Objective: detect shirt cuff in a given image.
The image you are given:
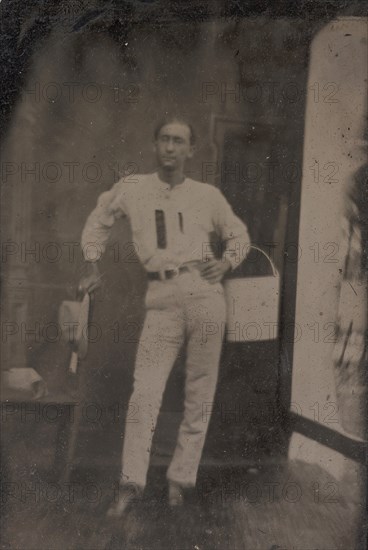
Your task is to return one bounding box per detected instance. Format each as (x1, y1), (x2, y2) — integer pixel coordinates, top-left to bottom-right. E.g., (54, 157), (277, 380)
(221, 251), (240, 271)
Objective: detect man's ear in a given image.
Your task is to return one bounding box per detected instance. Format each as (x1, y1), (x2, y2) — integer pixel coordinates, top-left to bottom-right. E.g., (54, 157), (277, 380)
(187, 145), (195, 159)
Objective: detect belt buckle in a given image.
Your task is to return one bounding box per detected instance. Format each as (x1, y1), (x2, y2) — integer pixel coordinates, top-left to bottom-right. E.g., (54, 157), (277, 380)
(165, 265), (180, 280)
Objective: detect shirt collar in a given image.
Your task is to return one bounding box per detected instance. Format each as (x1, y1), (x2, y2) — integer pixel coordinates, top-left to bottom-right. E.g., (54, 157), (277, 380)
(154, 172), (187, 191)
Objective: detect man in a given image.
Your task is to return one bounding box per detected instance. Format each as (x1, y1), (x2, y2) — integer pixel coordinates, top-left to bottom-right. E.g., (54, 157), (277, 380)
(332, 164), (367, 437)
(80, 116), (250, 516)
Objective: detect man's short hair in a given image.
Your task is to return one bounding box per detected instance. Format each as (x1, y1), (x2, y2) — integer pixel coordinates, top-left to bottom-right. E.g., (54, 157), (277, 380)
(154, 115), (196, 145)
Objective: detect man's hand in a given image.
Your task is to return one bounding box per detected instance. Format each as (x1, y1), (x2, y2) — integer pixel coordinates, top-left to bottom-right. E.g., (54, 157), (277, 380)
(78, 262), (102, 295)
(199, 258), (231, 284)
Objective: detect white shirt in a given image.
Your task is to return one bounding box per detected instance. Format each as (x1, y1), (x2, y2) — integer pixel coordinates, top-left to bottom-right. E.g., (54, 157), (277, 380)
(81, 172), (250, 272)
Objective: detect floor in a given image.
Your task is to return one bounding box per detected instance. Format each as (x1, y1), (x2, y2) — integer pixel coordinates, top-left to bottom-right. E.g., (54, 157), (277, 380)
(1, 460), (365, 550)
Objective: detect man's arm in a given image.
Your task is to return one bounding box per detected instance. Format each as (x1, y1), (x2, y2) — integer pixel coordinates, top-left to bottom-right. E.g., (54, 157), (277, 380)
(213, 187), (250, 268)
(79, 181), (126, 292)
(200, 187), (251, 284)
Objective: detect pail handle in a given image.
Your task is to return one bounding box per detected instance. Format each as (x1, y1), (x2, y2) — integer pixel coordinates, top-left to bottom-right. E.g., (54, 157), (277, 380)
(247, 245), (278, 277)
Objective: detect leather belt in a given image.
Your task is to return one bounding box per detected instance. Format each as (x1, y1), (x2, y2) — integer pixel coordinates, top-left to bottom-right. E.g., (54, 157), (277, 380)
(147, 266), (190, 281)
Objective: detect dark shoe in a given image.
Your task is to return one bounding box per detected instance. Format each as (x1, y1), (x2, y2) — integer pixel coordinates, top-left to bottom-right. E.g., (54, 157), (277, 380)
(168, 481), (184, 507)
(106, 483), (143, 518)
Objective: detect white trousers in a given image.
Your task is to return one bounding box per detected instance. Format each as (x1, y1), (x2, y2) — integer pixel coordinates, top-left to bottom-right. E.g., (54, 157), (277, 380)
(120, 270), (226, 488)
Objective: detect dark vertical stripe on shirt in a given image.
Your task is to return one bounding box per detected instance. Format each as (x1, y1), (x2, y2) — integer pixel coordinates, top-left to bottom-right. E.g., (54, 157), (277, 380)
(178, 212), (183, 233)
(155, 209), (167, 248)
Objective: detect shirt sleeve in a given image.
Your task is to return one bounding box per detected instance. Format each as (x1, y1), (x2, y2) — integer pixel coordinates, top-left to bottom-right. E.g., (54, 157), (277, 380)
(81, 180), (127, 262)
(211, 188), (251, 270)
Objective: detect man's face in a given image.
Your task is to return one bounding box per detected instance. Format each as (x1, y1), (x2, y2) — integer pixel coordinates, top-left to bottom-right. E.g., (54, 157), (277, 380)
(154, 122), (194, 172)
